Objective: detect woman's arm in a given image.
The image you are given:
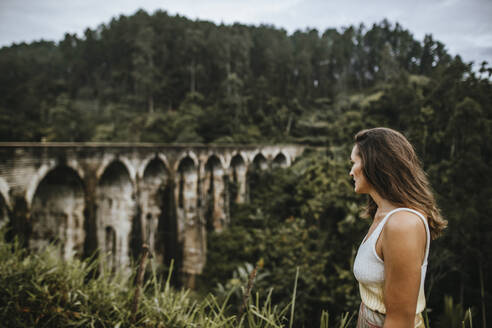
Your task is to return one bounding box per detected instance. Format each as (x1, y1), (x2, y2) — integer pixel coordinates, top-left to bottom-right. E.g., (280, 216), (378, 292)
(380, 211), (427, 328)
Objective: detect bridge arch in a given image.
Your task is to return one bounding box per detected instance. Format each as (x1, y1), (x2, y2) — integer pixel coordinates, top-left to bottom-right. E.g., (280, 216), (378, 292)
(30, 165), (86, 259)
(174, 151), (199, 173)
(205, 152), (227, 170)
(96, 159), (137, 269)
(96, 155), (136, 187)
(205, 154), (223, 169)
(229, 153), (247, 203)
(0, 142), (306, 281)
(251, 152), (268, 170)
(142, 157), (170, 183)
(228, 152), (246, 169)
(138, 153), (171, 180)
(272, 152), (289, 168)
(177, 156), (197, 172)
(176, 156), (197, 212)
(26, 161), (85, 208)
(246, 152), (268, 203)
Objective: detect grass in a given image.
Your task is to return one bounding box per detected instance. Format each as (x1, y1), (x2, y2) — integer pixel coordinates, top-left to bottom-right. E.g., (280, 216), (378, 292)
(1, 232), (473, 328)
(0, 233), (354, 328)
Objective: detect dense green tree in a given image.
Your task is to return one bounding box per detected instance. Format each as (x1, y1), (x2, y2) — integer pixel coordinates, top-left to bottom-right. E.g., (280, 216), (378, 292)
(132, 16), (158, 113)
(1, 10), (491, 327)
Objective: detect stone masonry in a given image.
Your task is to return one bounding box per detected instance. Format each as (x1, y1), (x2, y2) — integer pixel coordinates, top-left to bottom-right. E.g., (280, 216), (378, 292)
(0, 142), (304, 287)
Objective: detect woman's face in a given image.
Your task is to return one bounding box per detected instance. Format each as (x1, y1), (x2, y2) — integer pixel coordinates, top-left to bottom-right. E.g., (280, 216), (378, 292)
(350, 145), (371, 194)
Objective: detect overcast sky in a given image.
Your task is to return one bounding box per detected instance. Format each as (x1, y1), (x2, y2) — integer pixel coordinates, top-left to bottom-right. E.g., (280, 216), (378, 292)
(1, 0), (491, 69)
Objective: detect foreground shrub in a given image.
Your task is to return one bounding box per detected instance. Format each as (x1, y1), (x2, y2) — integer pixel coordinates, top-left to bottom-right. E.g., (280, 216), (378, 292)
(0, 232), (355, 328)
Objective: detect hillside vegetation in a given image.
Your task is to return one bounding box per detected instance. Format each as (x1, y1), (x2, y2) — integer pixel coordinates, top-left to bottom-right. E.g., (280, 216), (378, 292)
(0, 229), (357, 327)
(0, 8), (491, 328)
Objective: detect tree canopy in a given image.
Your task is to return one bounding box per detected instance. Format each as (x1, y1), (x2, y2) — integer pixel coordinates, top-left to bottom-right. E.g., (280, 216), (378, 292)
(2, 11), (490, 144)
(1, 9), (491, 328)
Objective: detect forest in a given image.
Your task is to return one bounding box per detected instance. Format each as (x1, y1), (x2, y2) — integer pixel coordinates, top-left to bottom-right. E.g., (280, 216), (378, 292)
(0, 8), (491, 328)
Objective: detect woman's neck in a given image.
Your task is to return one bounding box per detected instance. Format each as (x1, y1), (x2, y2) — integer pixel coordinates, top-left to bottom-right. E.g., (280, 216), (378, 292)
(370, 190), (398, 220)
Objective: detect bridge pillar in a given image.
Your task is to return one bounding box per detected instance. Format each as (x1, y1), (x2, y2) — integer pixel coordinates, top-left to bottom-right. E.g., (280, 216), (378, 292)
(0, 142), (305, 287)
(176, 157), (205, 289)
(0, 196), (8, 230)
(29, 166), (85, 260)
(95, 161), (136, 270)
(139, 158), (169, 262)
(204, 156), (227, 232)
(234, 165), (247, 204)
(9, 192), (30, 246)
(230, 154), (247, 204)
(83, 170), (99, 259)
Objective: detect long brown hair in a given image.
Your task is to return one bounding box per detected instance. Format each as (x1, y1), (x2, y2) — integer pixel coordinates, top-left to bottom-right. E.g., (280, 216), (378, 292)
(354, 127), (447, 239)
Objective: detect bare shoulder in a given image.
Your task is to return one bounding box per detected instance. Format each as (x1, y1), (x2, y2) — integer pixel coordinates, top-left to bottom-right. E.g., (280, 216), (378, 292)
(383, 211), (426, 247)
(382, 210), (427, 262)
(384, 210), (426, 236)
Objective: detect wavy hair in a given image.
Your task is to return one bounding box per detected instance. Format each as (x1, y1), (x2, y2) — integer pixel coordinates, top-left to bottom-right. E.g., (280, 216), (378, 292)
(354, 127), (447, 239)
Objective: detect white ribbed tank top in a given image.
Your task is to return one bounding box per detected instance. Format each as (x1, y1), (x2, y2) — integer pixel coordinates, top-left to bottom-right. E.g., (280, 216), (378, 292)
(353, 207), (430, 314)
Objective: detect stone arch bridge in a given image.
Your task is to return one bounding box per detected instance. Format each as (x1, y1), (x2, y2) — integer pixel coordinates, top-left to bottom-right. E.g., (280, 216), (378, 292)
(0, 142), (304, 286)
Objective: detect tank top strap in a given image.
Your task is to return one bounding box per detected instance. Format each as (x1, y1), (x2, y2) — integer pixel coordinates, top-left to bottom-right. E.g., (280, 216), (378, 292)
(377, 207), (431, 264)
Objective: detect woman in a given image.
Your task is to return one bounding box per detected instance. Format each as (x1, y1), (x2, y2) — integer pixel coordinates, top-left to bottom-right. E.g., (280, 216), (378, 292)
(350, 128), (447, 328)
